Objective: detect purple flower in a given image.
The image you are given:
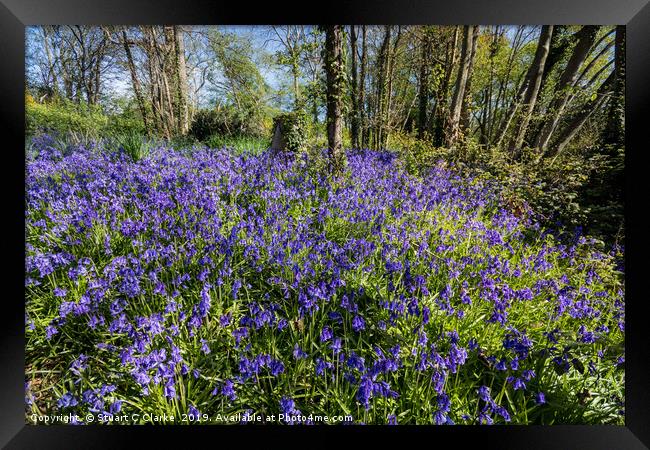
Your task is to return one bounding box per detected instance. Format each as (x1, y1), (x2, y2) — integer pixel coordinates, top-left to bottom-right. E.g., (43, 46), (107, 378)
(57, 393), (78, 408)
(221, 379), (236, 401)
(320, 326), (333, 342)
(293, 344), (308, 360)
(352, 315), (366, 332)
(188, 404), (201, 418)
(331, 337), (343, 353)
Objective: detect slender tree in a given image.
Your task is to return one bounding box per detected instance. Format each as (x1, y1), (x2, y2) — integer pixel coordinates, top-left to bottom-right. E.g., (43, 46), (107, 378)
(417, 28), (431, 139)
(119, 28), (150, 131)
(322, 25), (347, 174)
(445, 25), (476, 148)
(601, 25), (625, 149)
(350, 26), (360, 149)
(359, 26), (368, 148)
(432, 26), (459, 146)
(506, 25), (553, 157)
(460, 25), (481, 138)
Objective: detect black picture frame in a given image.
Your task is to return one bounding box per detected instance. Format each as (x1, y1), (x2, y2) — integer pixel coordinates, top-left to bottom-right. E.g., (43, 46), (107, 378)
(2, 1), (648, 448)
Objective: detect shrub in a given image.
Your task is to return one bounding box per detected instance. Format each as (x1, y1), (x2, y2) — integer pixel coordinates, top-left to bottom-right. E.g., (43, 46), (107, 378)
(389, 130), (451, 177)
(189, 109), (235, 141)
(188, 105), (268, 142)
(109, 131), (155, 162)
(26, 97), (145, 139)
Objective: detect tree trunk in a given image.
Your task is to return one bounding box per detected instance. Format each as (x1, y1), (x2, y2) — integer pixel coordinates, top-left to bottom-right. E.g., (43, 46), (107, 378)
(417, 29), (430, 139)
(432, 26), (459, 146)
(382, 27), (401, 148)
(534, 26), (600, 152)
(460, 25), (480, 137)
(491, 26), (524, 146)
(507, 25), (553, 157)
(322, 25), (346, 174)
(359, 26), (368, 148)
(121, 29), (150, 131)
(174, 26), (189, 134)
(375, 26), (392, 149)
(601, 25), (625, 149)
(445, 25), (476, 148)
(41, 27), (59, 98)
(350, 26), (360, 149)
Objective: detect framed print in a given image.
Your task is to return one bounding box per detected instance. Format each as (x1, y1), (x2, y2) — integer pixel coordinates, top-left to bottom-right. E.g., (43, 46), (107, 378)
(1, 0), (649, 448)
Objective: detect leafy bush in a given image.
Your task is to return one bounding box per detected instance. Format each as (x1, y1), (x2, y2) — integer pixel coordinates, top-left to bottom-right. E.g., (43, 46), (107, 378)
(189, 109), (236, 141)
(26, 96), (144, 139)
(391, 128), (624, 245)
(189, 106), (269, 142)
(462, 145), (624, 244)
(389, 131), (452, 177)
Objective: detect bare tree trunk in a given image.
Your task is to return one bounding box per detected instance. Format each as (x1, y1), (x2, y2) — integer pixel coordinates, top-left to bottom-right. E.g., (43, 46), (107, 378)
(534, 26), (600, 152)
(350, 25), (360, 148)
(359, 26), (368, 148)
(121, 28), (150, 131)
(445, 25), (476, 148)
(322, 25), (346, 174)
(507, 25), (553, 157)
(460, 25), (480, 137)
(417, 29), (430, 139)
(174, 26), (189, 134)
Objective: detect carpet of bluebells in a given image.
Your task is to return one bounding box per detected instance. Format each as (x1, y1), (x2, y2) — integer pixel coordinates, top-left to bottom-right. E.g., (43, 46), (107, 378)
(25, 135), (625, 425)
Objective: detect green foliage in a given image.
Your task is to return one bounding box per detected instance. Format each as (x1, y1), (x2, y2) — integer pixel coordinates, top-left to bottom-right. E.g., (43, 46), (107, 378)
(208, 29), (270, 136)
(454, 145), (623, 243)
(188, 108), (242, 141)
(390, 131), (451, 177)
(26, 96), (144, 139)
(393, 124), (623, 245)
(205, 134), (270, 155)
(109, 131), (155, 162)
(273, 110), (309, 153)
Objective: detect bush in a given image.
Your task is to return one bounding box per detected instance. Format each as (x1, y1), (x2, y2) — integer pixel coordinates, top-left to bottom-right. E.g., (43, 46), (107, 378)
(26, 96), (144, 139)
(389, 130), (451, 177)
(188, 109), (237, 141)
(460, 145), (623, 244)
(387, 131), (623, 245)
(189, 105), (269, 142)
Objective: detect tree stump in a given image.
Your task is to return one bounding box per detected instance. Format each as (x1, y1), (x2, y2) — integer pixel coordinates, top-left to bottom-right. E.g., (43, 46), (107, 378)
(271, 122), (287, 152)
(270, 112), (307, 154)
